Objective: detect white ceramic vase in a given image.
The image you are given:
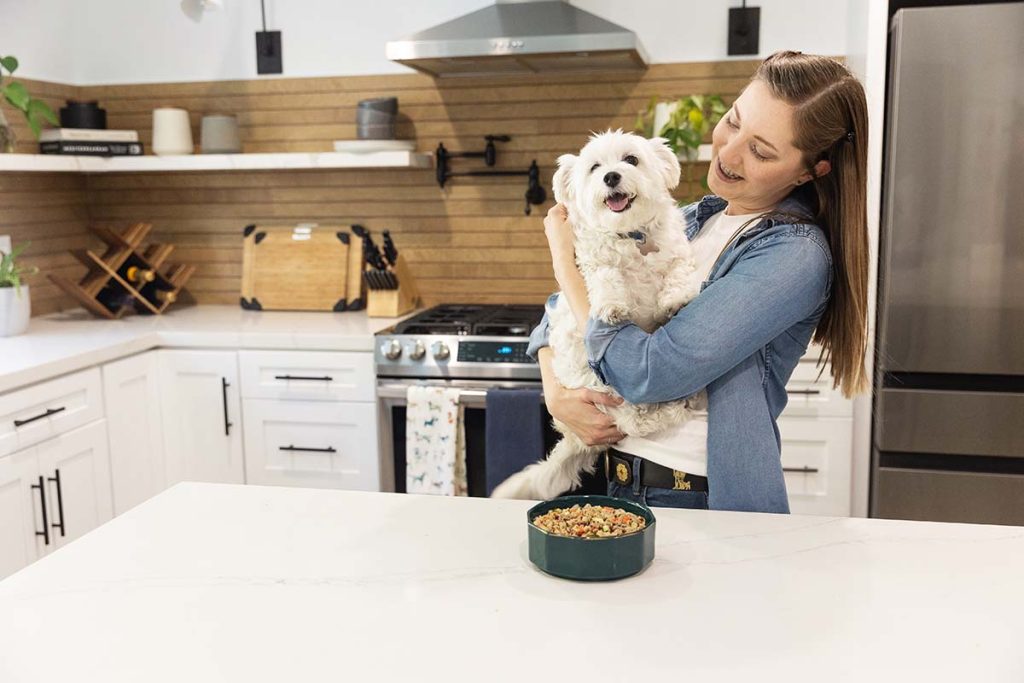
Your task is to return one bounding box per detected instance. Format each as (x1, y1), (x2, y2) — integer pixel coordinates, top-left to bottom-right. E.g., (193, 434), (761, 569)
(0, 285), (31, 337)
(152, 108), (194, 155)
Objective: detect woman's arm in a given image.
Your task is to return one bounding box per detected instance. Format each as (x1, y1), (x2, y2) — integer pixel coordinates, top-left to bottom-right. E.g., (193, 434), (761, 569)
(537, 347), (626, 447)
(588, 233), (832, 404)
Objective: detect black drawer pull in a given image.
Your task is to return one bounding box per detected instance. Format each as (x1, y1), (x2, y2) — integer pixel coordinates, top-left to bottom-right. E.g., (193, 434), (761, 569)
(14, 406), (67, 428)
(48, 469), (66, 537)
(786, 388), (822, 395)
(783, 466), (820, 474)
(30, 475), (50, 546)
(274, 374), (334, 382)
(221, 378), (233, 436)
(279, 444), (337, 453)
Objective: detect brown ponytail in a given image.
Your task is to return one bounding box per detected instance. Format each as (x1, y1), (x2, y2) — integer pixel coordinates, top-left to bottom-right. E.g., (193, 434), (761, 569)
(753, 51), (870, 398)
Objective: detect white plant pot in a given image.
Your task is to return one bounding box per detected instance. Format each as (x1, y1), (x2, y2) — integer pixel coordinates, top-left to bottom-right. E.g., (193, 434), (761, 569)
(0, 285), (31, 337)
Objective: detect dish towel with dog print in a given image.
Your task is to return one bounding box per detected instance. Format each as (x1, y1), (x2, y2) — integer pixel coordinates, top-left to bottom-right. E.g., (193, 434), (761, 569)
(405, 385), (467, 496)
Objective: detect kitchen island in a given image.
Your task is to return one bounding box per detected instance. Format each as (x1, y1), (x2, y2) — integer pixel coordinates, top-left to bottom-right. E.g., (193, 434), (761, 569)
(1, 482), (1022, 681)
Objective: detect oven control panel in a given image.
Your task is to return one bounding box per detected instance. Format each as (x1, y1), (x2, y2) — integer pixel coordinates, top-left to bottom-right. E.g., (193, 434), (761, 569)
(456, 341), (531, 364)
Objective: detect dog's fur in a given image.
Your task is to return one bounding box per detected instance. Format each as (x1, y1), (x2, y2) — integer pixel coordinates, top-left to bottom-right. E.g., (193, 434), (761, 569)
(491, 130), (706, 501)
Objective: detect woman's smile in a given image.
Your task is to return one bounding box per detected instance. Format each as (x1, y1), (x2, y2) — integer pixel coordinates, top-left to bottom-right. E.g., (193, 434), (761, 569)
(714, 157), (744, 183)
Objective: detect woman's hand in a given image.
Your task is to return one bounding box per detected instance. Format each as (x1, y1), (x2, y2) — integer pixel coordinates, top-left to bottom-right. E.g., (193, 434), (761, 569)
(546, 383), (626, 447)
(543, 203), (577, 284)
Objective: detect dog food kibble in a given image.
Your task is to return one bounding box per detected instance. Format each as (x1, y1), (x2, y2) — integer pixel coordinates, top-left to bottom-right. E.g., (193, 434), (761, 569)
(532, 504), (646, 538)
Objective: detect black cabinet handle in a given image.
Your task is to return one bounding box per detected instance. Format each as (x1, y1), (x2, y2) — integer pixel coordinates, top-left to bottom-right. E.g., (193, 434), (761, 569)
(279, 444), (337, 453)
(14, 406), (66, 428)
(48, 469), (66, 537)
(274, 374), (333, 382)
(221, 377), (233, 436)
(783, 466), (820, 474)
(786, 388), (822, 395)
(30, 476), (50, 546)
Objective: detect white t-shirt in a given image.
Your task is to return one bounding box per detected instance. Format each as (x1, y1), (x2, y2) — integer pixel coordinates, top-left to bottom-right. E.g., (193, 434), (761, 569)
(613, 208), (762, 477)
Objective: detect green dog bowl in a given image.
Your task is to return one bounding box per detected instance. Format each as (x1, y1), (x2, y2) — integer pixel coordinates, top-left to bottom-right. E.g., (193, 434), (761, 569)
(527, 495), (656, 581)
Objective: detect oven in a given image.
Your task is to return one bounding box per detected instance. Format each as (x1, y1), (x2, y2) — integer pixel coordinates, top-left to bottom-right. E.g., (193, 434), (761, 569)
(374, 305), (606, 497)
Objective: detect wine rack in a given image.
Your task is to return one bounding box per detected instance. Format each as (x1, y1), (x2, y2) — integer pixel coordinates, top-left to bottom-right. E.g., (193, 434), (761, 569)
(48, 222), (196, 319)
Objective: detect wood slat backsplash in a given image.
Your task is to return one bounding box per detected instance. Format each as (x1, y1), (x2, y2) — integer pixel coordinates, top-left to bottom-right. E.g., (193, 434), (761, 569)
(3, 61), (764, 312)
(0, 79), (93, 316)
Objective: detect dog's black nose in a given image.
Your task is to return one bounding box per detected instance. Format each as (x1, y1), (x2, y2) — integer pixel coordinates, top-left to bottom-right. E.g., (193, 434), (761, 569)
(603, 171), (621, 188)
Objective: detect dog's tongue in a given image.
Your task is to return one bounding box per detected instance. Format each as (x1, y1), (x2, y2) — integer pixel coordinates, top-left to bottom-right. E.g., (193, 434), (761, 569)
(605, 194), (629, 212)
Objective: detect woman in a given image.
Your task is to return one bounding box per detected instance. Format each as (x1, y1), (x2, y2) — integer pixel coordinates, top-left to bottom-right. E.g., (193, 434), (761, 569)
(525, 51), (870, 513)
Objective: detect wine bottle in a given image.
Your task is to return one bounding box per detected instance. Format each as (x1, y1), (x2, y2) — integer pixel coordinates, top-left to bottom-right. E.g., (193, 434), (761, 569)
(125, 265), (156, 286)
(95, 283), (136, 313)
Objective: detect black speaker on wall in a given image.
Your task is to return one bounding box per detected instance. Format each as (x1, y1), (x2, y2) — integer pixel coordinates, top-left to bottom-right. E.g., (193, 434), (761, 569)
(728, 5), (760, 56)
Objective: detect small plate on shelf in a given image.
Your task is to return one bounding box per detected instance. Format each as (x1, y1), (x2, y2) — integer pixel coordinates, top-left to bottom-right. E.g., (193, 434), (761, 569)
(333, 140), (416, 153)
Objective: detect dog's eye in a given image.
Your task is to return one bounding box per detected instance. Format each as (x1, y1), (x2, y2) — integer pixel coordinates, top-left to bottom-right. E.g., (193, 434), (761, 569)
(589, 163), (600, 173)
(623, 155), (639, 166)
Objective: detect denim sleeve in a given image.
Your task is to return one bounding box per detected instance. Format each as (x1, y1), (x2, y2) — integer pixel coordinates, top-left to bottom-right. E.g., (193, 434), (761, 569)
(525, 292), (560, 361)
(584, 233), (832, 403)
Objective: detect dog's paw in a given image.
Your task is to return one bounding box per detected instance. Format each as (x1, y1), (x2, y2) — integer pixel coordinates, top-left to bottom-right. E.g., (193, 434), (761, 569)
(593, 302), (630, 325)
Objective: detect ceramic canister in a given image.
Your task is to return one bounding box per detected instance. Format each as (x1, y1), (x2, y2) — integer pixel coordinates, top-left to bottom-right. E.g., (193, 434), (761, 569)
(200, 115), (241, 154)
(152, 108), (194, 155)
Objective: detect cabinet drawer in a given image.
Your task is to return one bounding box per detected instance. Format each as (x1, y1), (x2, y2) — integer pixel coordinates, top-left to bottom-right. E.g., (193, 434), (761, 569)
(0, 368), (103, 458)
(238, 350), (374, 401)
(782, 361), (852, 418)
(242, 398), (380, 490)
(778, 416), (853, 517)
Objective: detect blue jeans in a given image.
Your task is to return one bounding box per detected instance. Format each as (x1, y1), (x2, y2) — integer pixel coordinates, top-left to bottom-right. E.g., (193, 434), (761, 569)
(606, 455), (710, 510)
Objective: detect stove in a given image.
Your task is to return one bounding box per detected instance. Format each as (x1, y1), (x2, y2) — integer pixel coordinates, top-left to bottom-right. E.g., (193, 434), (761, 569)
(375, 304), (544, 380)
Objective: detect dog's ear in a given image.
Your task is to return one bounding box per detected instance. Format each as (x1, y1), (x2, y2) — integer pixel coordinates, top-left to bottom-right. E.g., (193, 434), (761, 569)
(648, 137), (681, 190)
(552, 153), (577, 204)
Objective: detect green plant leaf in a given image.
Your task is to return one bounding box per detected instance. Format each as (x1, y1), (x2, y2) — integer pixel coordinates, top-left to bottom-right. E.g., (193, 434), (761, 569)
(0, 56), (17, 74)
(3, 81), (29, 110)
(28, 99), (58, 126)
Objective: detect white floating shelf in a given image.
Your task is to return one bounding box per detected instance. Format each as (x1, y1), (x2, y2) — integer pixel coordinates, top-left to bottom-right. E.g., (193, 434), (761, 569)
(0, 151), (433, 173)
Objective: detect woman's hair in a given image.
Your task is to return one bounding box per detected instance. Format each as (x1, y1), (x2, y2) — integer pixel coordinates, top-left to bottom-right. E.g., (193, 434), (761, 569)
(753, 50), (870, 398)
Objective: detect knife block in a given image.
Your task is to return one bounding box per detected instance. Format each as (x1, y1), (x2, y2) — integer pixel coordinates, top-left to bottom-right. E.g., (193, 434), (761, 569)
(366, 254), (421, 318)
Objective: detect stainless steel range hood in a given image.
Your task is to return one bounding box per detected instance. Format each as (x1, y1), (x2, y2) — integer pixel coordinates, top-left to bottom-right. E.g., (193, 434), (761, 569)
(386, 0), (648, 78)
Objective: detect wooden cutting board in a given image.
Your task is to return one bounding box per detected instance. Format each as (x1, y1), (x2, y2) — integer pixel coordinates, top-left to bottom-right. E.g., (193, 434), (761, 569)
(240, 224), (353, 311)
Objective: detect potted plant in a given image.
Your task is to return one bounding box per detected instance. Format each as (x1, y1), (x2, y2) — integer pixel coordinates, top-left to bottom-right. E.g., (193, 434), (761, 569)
(0, 55), (59, 153)
(635, 94), (727, 190)
(0, 242), (38, 336)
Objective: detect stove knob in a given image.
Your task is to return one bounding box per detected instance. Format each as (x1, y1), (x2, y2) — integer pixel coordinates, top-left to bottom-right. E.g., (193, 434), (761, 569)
(381, 339), (402, 360)
(408, 340), (426, 360)
(431, 341), (451, 361)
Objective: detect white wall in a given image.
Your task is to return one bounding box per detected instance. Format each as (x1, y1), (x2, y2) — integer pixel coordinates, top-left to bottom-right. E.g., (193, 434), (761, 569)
(2, 0), (848, 85)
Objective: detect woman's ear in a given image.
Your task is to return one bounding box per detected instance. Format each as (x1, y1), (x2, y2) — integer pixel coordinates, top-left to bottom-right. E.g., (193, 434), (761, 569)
(552, 153), (577, 204)
(648, 137), (682, 190)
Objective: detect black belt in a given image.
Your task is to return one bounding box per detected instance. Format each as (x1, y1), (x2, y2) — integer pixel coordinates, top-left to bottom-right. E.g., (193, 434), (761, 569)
(606, 448), (709, 492)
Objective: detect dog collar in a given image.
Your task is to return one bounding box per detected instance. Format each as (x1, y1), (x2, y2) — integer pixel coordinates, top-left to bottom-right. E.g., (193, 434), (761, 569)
(617, 230), (647, 244)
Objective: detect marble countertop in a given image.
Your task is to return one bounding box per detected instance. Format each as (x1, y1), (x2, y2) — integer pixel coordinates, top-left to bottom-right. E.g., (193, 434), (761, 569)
(0, 305), (414, 391)
(1, 482), (1022, 682)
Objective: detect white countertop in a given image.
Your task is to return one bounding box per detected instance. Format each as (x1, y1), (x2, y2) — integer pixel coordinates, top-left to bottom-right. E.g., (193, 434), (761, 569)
(1, 482), (1021, 682)
(0, 305), (412, 391)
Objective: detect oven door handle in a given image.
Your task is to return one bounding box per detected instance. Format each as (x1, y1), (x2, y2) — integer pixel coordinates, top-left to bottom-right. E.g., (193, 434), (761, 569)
(376, 383), (544, 408)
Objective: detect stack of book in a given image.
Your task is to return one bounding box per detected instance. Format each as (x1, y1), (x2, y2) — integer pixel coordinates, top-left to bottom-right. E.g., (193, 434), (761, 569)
(39, 128), (143, 156)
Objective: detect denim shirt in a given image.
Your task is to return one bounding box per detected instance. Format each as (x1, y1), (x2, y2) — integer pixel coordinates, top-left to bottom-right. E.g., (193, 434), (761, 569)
(526, 191), (833, 514)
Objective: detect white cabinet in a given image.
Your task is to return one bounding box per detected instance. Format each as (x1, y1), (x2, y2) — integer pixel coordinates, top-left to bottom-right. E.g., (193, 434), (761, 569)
(238, 350), (376, 402)
(0, 367), (104, 458)
(0, 448), (44, 578)
(102, 352), (166, 514)
(242, 398), (379, 490)
(0, 420), (112, 579)
(160, 350), (244, 486)
(35, 420), (113, 548)
(238, 350), (380, 491)
(779, 416), (853, 517)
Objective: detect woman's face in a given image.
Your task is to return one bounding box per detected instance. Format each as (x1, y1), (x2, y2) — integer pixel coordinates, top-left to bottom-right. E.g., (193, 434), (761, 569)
(708, 79), (818, 214)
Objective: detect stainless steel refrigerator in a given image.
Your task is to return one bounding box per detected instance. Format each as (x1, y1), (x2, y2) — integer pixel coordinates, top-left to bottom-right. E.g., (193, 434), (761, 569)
(873, 2), (1024, 525)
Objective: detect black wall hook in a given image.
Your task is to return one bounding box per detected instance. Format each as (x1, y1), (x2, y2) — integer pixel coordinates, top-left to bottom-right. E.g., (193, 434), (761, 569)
(435, 135), (547, 216)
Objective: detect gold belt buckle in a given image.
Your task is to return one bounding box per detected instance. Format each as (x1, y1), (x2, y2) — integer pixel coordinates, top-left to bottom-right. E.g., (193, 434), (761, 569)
(672, 470), (692, 490)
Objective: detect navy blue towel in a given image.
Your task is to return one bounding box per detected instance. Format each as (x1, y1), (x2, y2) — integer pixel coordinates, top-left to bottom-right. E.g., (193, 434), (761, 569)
(485, 387), (545, 496)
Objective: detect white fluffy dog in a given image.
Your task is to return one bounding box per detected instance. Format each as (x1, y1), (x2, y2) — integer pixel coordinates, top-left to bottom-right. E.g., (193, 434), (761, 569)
(492, 130), (706, 501)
